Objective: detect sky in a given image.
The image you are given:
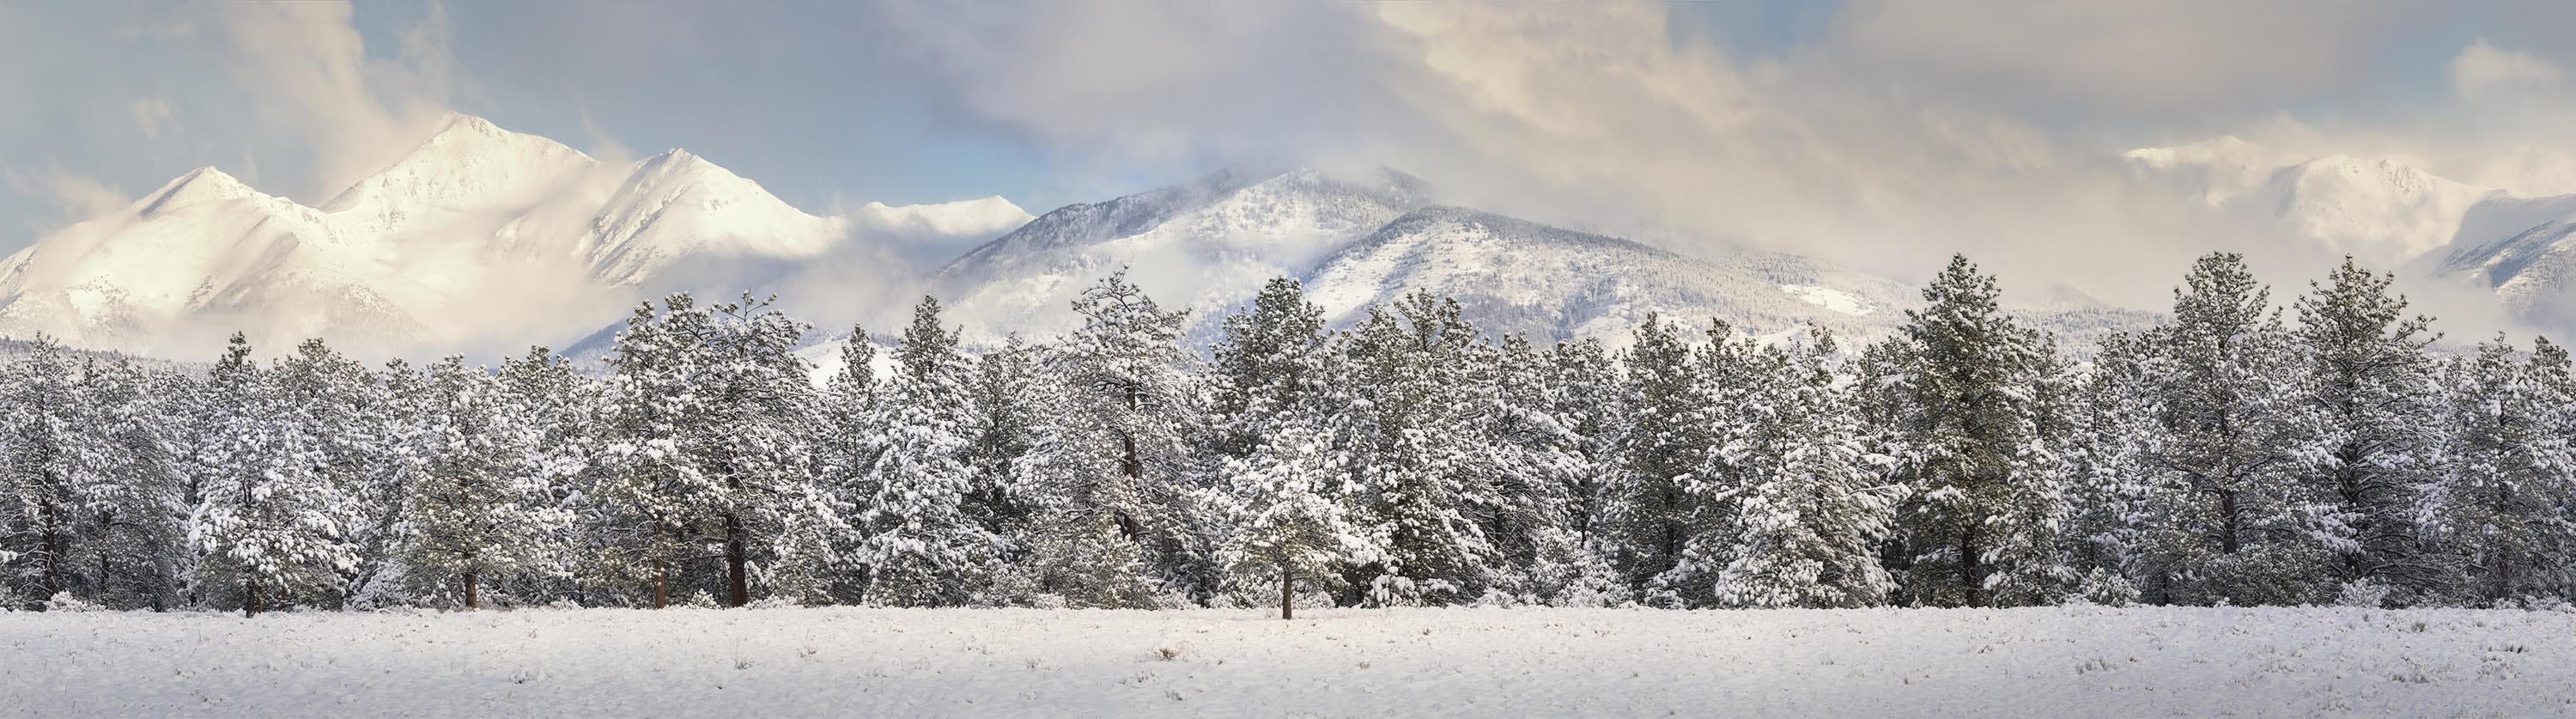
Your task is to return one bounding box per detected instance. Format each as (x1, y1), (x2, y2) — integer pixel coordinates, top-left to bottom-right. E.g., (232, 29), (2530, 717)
(6, 0), (2576, 312)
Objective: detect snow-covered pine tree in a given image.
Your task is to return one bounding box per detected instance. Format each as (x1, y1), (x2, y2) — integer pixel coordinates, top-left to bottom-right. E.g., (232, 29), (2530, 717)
(848, 297), (1002, 606)
(815, 325), (884, 605)
(1870, 255), (2075, 607)
(961, 333), (1044, 601)
(1710, 327), (1899, 608)
(1204, 277), (1358, 610)
(595, 296), (722, 607)
(1649, 321), (1774, 606)
(1475, 332), (1606, 606)
(2059, 332), (2161, 604)
(1602, 314), (1716, 602)
(1533, 338), (1630, 606)
(2293, 258), (2446, 601)
(2126, 253), (2331, 606)
(1216, 420), (1373, 618)
(1327, 292), (1501, 606)
(69, 356), (188, 609)
(477, 347), (592, 605)
(1, 336), (88, 606)
(398, 356), (575, 608)
(272, 338), (401, 606)
(2429, 336), (2576, 604)
(695, 294), (837, 606)
(1015, 271), (1212, 606)
(189, 333), (362, 616)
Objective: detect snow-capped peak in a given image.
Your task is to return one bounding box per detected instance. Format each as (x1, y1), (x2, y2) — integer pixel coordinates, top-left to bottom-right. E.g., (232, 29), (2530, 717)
(137, 166), (260, 216)
(0, 115), (1029, 360)
(321, 113), (596, 226)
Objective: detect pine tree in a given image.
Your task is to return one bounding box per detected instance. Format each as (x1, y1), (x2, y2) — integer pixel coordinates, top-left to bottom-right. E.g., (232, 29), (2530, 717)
(1, 337), (91, 606)
(69, 356), (188, 609)
(2126, 253), (2331, 606)
(594, 294), (837, 607)
(1217, 421), (1373, 618)
(1327, 293), (1500, 606)
(2430, 336), (2576, 604)
(961, 334), (1044, 600)
(1477, 332), (1608, 605)
(189, 333), (362, 616)
(1602, 314), (1716, 602)
(815, 326), (884, 605)
(1871, 255), (2075, 607)
(1015, 271), (1212, 606)
(398, 356), (574, 608)
(272, 338), (401, 606)
(2293, 258), (2446, 601)
(1710, 328), (1899, 608)
(847, 298), (1001, 606)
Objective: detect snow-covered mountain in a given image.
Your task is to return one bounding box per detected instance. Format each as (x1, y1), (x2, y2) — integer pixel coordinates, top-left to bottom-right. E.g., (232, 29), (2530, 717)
(2125, 137), (2534, 266)
(2130, 137), (2576, 337)
(0, 114), (1030, 359)
(2421, 204), (2576, 333)
(933, 168), (1428, 344)
(916, 171), (2146, 358)
(1302, 206), (1919, 345)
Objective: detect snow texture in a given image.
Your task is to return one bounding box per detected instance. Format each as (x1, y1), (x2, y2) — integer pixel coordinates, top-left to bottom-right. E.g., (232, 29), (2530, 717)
(5, 606), (2572, 716)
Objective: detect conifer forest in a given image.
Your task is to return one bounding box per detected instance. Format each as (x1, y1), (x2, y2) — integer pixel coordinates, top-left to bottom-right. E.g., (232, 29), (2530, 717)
(6, 253), (2574, 618)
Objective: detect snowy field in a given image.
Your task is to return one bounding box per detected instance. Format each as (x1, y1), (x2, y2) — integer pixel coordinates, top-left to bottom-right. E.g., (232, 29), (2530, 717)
(6, 606), (2573, 717)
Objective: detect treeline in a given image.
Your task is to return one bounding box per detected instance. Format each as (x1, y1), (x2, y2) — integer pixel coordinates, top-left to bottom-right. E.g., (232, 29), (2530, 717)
(2, 253), (2572, 616)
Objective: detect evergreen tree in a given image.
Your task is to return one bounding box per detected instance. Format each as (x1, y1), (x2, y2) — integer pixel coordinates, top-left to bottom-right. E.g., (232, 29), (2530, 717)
(1216, 421), (1374, 618)
(1602, 314), (1716, 601)
(1711, 329), (1899, 608)
(398, 356), (574, 608)
(2430, 336), (2576, 604)
(1327, 293), (1501, 606)
(1871, 255), (2074, 607)
(189, 333), (362, 616)
(2293, 258), (2447, 600)
(69, 357), (188, 609)
(1, 337), (88, 606)
(848, 298), (1001, 606)
(2126, 253), (2331, 606)
(1015, 271), (1212, 606)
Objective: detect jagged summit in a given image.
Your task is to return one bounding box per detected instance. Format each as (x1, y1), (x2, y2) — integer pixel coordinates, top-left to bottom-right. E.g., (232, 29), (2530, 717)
(0, 115), (1030, 360)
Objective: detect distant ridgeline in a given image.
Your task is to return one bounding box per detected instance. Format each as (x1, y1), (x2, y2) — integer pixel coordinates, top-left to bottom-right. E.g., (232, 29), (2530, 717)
(3, 252), (2573, 616)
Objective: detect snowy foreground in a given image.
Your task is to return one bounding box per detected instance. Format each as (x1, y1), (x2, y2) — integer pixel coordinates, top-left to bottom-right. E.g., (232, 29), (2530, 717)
(6, 606), (2573, 717)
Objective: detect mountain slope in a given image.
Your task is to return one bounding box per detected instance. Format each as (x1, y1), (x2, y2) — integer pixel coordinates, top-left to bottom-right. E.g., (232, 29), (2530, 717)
(2126, 138), (2519, 265)
(2424, 210), (2576, 332)
(933, 168), (1426, 344)
(0, 114), (1030, 359)
(1302, 207), (1918, 345)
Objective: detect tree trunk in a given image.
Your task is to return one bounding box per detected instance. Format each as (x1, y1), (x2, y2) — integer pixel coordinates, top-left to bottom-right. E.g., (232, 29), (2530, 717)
(653, 526), (671, 610)
(464, 568), (480, 609)
(2218, 489), (2242, 555)
(1959, 524), (1984, 608)
(1280, 562), (1294, 620)
(725, 513), (750, 608)
(245, 576), (262, 618)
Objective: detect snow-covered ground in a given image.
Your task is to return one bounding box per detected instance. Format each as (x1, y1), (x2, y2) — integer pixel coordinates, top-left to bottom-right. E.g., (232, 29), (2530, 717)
(6, 606), (2571, 716)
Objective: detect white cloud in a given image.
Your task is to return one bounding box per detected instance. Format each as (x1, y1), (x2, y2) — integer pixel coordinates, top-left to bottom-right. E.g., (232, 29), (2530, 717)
(127, 98), (174, 139)
(878, 0), (2304, 308)
(1828, 0), (2406, 114)
(214, 2), (456, 201)
(3, 164), (126, 233)
(2452, 40), (2564, 98)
